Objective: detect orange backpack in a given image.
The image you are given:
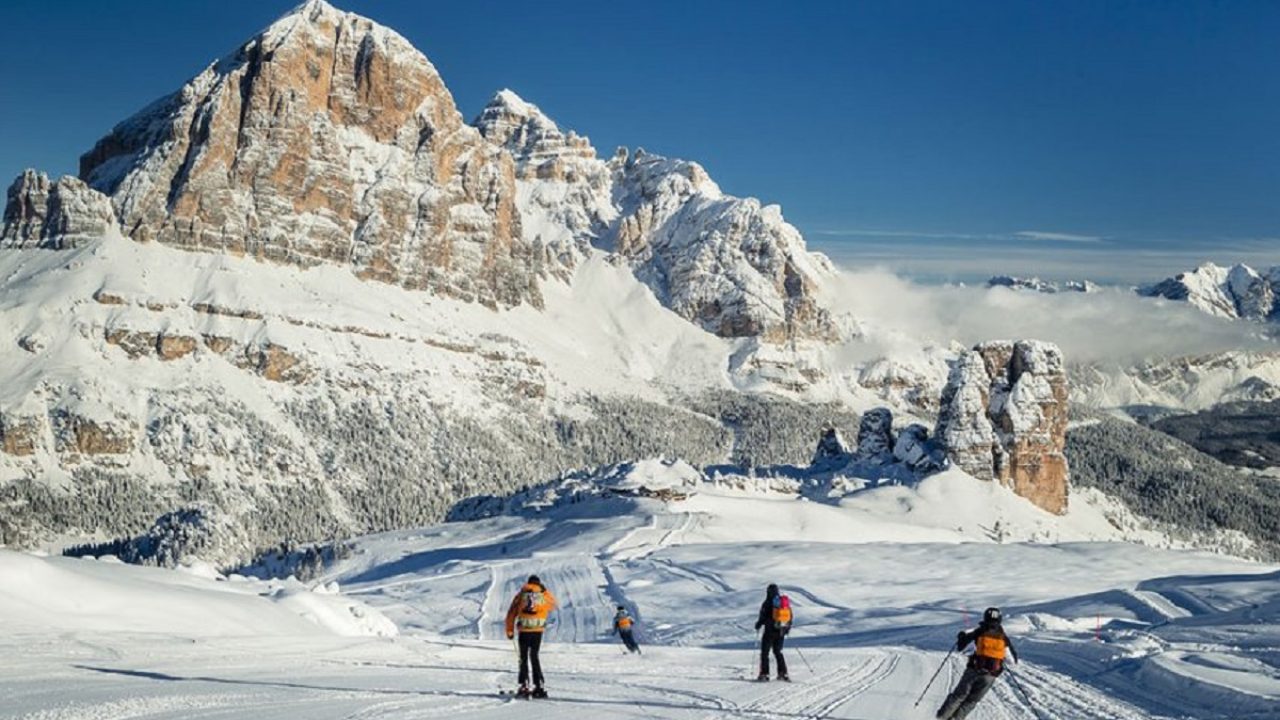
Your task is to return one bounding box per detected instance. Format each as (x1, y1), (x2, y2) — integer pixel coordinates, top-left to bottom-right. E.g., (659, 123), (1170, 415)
(772, 595), (793, 630)
(973, 630), (1007, 673)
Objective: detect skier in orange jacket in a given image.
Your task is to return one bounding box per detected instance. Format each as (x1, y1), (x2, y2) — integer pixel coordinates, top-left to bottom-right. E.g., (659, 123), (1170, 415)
(505, 575), (558, 698)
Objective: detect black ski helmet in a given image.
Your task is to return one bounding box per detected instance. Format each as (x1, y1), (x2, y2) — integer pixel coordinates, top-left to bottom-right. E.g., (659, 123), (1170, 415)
(528, 574), (541, 585)
(767, 583), (780, 597)
(983, 607), (1002, 624)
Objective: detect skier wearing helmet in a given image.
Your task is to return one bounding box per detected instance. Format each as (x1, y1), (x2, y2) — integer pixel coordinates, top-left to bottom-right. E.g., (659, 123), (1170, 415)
(936, 607), (1020, 719)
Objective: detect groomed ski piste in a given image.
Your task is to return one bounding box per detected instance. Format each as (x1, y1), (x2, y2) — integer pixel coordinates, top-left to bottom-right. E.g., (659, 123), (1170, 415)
(4, 460), (1279, 719)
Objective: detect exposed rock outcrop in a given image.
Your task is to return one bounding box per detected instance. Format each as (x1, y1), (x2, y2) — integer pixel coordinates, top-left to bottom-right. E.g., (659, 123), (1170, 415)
(55, 411), (135, 456)
(855, 408), (895, 462)
(77, 0), (534, 308)
(157, 334), (199, 361)
(807, 410), (944, 478)
(935, 340), (1069, 514)
(1, 170), (117, 248)
(103, 324), (310, 383)
(0, 413), (43, 456)
(811, 427), (851, 467)
(892, 423), (943, 473)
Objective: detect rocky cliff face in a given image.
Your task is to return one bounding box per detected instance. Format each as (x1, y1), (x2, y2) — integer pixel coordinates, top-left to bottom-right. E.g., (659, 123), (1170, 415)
(473, 90), (615, 277)
(1140, 262), (1280, 323)
(2, 171), (118, 248)
(935, 340), (1069, 514)
(76, 0), (534, 308)
(472, 90), (836, 342)
(608, 149), (836, 342)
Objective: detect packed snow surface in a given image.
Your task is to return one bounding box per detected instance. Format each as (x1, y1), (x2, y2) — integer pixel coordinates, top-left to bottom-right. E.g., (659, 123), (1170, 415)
(3, 468), (1277, 719)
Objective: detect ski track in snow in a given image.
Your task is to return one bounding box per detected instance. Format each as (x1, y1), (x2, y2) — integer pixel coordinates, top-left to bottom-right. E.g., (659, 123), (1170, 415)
(652, 557), (735, 594)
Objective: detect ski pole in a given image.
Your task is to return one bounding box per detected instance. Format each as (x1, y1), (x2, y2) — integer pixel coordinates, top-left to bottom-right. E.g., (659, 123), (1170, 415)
(913, 648), (954, 707)
(1005, 668), (1048, 720)
(750, 628), (761, 677)
(794, 644), (815, 674)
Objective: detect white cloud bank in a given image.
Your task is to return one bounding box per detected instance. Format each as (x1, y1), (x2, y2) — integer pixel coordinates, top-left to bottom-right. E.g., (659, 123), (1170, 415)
(822, 266), (1274, 364)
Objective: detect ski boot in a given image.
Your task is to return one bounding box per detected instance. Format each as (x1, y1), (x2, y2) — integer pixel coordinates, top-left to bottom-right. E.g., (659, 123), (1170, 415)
(778, 673), (792, 682)
(531, 686), (548, 699)
(516, 684), (532, 699)
(756, 672), (770, 682)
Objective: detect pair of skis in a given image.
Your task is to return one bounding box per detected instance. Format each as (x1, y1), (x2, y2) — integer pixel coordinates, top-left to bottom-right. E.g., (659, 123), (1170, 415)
(499, 687), (549, 699)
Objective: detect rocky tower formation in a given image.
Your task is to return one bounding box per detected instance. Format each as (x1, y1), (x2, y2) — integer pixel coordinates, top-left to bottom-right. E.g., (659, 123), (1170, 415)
(855, 408), (895, 462)
(74, 0), (534, 307)
(473, 89), (836, 342)
(2, 171), (117, 248)
(935, 340), (1070, 514)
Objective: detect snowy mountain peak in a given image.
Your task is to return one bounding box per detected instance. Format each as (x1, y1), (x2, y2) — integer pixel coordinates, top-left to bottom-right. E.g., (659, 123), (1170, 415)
(470, 88), (837, 341)
(1140, 262), (1279, 322)
(606, 145), (835, 340)
(73, 0), (535, 308)
(474, 89), (597, 178)
(258, 0), (416, 62)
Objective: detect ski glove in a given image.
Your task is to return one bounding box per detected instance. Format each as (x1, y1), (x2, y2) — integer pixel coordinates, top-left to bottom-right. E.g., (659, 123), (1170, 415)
(507, 631), (514, 640)
(955, 631), (967, 650)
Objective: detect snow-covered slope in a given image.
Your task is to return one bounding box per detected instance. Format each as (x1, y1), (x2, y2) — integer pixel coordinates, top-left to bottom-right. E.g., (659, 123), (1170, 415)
(0, 549), (395, 637)
(4, 462), (1276, 719)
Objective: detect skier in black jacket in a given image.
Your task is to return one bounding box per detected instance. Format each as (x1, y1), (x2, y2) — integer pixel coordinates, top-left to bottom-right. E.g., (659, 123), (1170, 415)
(937, 607), (1019, 719)
(754, 583), (792, 681)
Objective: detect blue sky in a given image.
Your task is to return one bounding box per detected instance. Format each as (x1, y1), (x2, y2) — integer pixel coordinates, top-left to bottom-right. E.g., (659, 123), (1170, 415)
(1, 0), (1276, 282)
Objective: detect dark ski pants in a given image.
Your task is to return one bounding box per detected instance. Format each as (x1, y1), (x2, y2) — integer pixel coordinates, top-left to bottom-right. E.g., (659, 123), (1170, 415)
(759, 630), (788, 677)
(936, 667), (997, 720)
(620, 628), (639, 653)
(518, 631), (545, 688)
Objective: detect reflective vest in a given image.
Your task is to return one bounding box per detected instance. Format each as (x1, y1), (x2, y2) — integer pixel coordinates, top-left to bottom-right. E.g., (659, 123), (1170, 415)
(506, 583), (556, 634)
(972, 629), (1008, 674)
